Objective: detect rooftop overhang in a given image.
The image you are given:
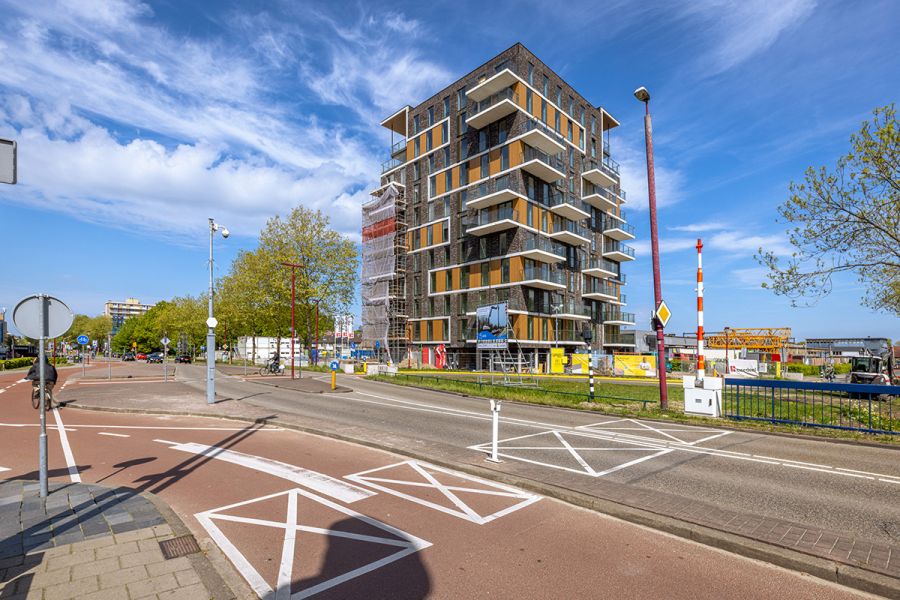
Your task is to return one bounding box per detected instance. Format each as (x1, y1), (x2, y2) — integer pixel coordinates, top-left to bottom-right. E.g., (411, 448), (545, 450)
(467, 69), (519, 102)
(381, 106), (410, 136)
(601, 108), (620, 131)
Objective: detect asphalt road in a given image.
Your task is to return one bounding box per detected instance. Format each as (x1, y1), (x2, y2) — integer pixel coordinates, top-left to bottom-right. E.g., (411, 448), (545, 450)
(166, 365), (900, 549)
(0, 367), (875, 599)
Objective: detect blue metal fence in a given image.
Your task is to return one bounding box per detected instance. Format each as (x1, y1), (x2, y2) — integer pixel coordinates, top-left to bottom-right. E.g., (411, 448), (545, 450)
(724, 378), (900, 435)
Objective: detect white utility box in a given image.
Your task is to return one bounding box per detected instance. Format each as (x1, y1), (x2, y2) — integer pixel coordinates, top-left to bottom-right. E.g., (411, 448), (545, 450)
(682, 376), (723, 417)
(342, 363), (354, 375)
(366, 364), (381, 376)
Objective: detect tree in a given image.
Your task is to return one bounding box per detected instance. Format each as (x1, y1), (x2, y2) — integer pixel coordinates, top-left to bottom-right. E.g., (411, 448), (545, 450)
(758, 105), (900, 316)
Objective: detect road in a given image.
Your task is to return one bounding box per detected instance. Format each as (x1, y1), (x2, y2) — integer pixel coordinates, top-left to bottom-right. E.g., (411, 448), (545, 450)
(0, 366), (877, 599)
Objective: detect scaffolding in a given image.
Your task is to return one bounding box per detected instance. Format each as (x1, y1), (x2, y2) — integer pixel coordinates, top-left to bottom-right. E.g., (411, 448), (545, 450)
(361, 184), (407, 364)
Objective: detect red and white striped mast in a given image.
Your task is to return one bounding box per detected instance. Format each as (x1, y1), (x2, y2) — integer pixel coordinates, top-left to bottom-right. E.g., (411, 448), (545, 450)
(696, 239), (705, 383)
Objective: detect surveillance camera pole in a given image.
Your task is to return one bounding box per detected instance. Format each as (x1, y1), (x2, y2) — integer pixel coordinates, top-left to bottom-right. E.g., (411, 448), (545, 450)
(207, 218), (227, 404)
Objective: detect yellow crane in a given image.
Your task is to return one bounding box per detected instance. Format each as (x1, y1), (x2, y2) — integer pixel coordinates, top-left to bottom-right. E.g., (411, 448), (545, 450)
(705, 328), (793, 353)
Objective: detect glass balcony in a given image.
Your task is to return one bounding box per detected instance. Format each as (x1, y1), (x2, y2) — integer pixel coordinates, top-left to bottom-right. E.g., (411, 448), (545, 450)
(467, 87), (520, 129)
(602, 215), (635, 241)
(548, 193), (590, 221)
(381, 156), (404, 174)
(549, 218), (591, 246)
(603, 241), (636, 261)
(582, 156), (618, 187)
(602, 310), (636, 325)
(582, 182), (618, 211)
(551, 302), (591, 319)
(390, 139), (407, 158)
(521, 118), (566, 154)
(583, 279), (618, 300)
(522, 263), (566, 290)
(466, 68), (519, 102)
(463, 205), (520, 236)
(465, 174), (522, 210)
(603, 332), (637, 346)
(521, 234), (566, 263)
(521, 144), (566, 183)
(582, 257), (619, 277)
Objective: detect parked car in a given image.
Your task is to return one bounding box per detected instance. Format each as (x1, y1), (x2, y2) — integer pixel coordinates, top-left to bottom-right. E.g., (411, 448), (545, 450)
(135, 352), (147, 360)
(175, 355), (192, 364)
(122, 352), (136, 362)
(146, 352), (164, 363)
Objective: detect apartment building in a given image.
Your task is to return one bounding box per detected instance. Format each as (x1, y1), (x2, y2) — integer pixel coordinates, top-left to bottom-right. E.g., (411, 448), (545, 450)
(362, 43), (636, 366)
(104, 297), (155, 333)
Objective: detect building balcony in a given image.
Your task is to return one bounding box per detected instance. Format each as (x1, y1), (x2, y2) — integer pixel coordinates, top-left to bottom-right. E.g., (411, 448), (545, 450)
(465, 175), (523, 210)
(582, 156), (620, 188)
(521, 264), (566, 291)
(466, 68), (519, 102)
(549, 219), (591, 246)
(548, 193), (590, 221)
(582, 183), (618, 211)
(467, 87), (519, 130)
(521, 234), (566, 264)
(552, 302), (592, 320)
(602, 215), (635, 241)
(520, 145), (566, 183)
(583, 280), (618, 302)
(390, 138), (407, 159)
(603, 332), (637, 347)
(608, 293), (627, 306)
(582, 257), (618, 278)
(603, 241), (636, 261)
(521, 119), (566, 154)
(381, 156), (404, 174)
(602, 310), (636, 326)
(463, 206), (520, 236)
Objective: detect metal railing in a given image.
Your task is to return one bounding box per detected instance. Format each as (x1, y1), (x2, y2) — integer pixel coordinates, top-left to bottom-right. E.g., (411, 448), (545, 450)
(522, 234), (566, 258)
(523, 263), (566, 286)
(582, 183), (617, 204)
(602, 215), (635, 236)
(584, 279), (618, 297)
(552, 219), (590, 239)
(467, 174), (515, 204)
(603, 241), (635, 257)
(583, 257), (619, 273)
(524, 118), (567, 146)
(381, 156), (403, 173)
(463, 206), (519, 231)
(604, 333), (636, 345)
(470, 87), (518, 120)
(523, 145), (565, 173)
(549, 193), (589, 215)
(583, 156), (620, 179)
(602, 310), (635, 323)
(724, 379), (899, 435)
(391, 139), (406, 156)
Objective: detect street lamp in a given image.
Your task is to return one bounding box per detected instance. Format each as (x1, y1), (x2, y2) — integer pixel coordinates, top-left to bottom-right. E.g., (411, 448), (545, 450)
(634, 85), (669, 410)
(207, 218), (229, 405)
(724, 327), (732, 377)
(310, 298), (321, 366)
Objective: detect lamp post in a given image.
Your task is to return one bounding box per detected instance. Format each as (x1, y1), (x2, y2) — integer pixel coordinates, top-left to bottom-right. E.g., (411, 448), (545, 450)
(725, 327), (731, 377)
(207, 218), (229, 405)
(310, 298), (320, 366)
(634, 86), (669, 410)
(281, 262), (302, 379)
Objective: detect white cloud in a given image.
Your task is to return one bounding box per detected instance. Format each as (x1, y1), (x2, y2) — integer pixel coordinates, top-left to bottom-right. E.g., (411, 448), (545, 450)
(669, 221), (727, 233)
(616, 140), (686, 213)
(732, 266), (769, 287)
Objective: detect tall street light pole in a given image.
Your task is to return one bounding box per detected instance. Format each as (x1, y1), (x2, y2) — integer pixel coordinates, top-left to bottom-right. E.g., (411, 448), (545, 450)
(634, 86), (669, 410)
(207, 218), (229, 405)
(311, 298), (320, 366)
(281, 262), (303, 380)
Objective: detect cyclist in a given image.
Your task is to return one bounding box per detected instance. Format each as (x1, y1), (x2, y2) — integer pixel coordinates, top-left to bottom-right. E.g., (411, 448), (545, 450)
(269, 352), (281, 374)
(26, 356), (58, 410)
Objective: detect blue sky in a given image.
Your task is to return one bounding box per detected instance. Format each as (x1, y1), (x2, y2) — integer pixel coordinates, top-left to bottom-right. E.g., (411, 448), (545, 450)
(1, 0), (898, 339)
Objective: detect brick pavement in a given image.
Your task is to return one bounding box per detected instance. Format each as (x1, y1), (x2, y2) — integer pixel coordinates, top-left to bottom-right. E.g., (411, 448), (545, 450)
(0, 481), (232, 600)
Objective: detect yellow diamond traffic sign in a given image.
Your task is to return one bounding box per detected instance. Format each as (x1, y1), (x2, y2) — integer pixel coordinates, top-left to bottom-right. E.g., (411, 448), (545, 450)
(655, 301), (672, 328)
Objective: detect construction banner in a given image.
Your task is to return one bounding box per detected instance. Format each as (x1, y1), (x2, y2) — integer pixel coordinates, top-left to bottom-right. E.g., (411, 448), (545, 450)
(614, 355), (657, 377)
(570, 353), (589, 373)
(550, 347), (566, 374)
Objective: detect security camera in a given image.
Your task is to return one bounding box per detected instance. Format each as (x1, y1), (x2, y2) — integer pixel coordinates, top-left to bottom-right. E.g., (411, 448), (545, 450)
(633, 86), (650, 102)
(221, 228), (230, 238)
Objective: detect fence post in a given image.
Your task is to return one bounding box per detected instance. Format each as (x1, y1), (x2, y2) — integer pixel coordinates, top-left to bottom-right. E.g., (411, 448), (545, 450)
(771, 387), (776, 421)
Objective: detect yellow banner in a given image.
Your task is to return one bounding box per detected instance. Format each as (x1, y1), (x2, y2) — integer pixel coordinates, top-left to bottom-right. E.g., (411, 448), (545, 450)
(570, 354), (589, 373)
(614, 355), (657, 377)
(550, 347), (566, 374)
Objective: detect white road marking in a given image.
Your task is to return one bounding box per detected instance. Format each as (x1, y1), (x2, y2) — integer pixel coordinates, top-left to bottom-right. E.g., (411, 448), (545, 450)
(195, 488), (431, 600)
(346, 460), (540, 525)
(0, 466), (9, 473)
(51, 408), (81, 483)
(0, 424), (285, 431)
(553, 430), (596, 475)
(155, 441), (374, 503)
(98, 432), (131, 438)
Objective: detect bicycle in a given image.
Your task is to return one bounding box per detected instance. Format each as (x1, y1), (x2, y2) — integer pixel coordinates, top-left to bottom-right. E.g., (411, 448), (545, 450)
(31, 382), (56, 410)
(258, 362), (282, 376)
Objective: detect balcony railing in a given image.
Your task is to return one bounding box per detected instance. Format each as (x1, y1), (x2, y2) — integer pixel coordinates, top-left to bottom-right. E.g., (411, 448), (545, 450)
(391, 139), (406, 156)
(553, 219), (590, 238)
(462, 205), (519, 231)
(470, 87), (518, 119)
(603, 139), (610, 155)
(583, 156), (620, 180)
(468, 174), (515, 203)
(583, 257), (620, 274)
(604, 332), (636, 345)
(523, 145), (565, 172)
(604, 241), (635, 258)
(583, 183), (618, 203)
(522, 234), (566, 258)
(551, 302), (591, 318)
(381, 156), (403, 173)
(602, 215), (635, 236)
(549, 193), (590, 215)
(584, 280), (618, 297)
(524, 118), (567, 146)
(523, 264), (566, 286)
(603, 310), (635, 323)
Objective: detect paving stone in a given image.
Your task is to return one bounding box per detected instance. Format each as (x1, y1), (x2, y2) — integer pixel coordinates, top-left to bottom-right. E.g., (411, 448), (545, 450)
(26, 565), (72, 589)
(118, 548), (164, 570)
(104, 513), (134, 526)
(110, 522), (140, 535)
(71, 557), (120, 581)
(42, 575), (99, 600)
(99, 565), (148, 589)
(173, 568), (201, 587)
(156, 582), (208, 600)
(78, 586), (130, 600)
(145, 556), (191, 577)
(112, 529), (156, 544)
(69, 536), (115, 553)
(95, 541), (139, 560)
(126, 572), (180, 599)
(45, 549), (95, 571)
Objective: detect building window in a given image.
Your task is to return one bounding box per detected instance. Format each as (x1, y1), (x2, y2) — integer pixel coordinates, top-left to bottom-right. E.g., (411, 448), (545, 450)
(461, 267), (469, 289)
(481, 261), (490, 285)
(441, 122), (448, 144)
(445, 271), (452, 289)
(541, 100), (547, 123)
(429, 154), (435, 173)
(414, 161), (420, 180)
(413, 115), (420, 134)
(580, 106), (585, 127)
(429, 272), (436, 292)
(591, 114), (596, 135)
(501, 258), (510, 283)
(569, 96), (574, 116)
(413, 185), (420, 204)
(479, 237), (487, 259)
(501, 146), (509, 170)
(460, 163), (468, 185)
(442, 221), (449, 242)
(429, 175), (436, 197)
(459, 112), (468, 135)
(567, 120), (573, 142)
(499, 231), (508, 251)
(414, 138), (420, 157)
(426, 130), (433, 151)
(556, 86), (562, 107)
(527, 205), (534, 227)
(526, 89), (533, 113)
(542, 75), (548, 97)
(428, 106), (434, 126)
(528, 62), (534, 85)
(443, 146), (450, 166)
(479, 130), (487, 152)
(528, 317), (534, 339)
(568, 147), (574, 169)
(480, 154), (489, 178)
(457, 87), (467, 110)
(443, 96), (450, 118)
(542, 319), (548, 340)
(554, 112), (560, 133)
(445, 171), (452, 192)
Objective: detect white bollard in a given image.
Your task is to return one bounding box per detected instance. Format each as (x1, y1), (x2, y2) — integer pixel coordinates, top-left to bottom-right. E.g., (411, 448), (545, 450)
(487, 399), (502, 463)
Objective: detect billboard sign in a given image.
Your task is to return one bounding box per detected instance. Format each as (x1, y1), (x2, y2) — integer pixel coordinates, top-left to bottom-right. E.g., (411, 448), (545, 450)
(476, 303), (508, 349)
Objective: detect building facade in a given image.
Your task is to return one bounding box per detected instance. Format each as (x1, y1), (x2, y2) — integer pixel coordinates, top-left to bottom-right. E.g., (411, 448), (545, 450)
(104, 298), (155, 333)
(362, 43), (636, 366)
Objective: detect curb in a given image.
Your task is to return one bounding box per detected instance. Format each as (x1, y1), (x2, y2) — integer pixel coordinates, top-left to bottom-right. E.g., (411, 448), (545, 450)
(66, 401), (900, 598)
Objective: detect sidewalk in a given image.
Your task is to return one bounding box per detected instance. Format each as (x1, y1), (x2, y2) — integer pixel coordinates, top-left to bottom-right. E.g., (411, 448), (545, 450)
(0, 480), (234, 599)
(57, 374), (900, 598)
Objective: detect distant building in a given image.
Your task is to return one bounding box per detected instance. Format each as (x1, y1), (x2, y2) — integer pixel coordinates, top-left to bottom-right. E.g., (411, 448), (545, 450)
(0, 308), (7, 358)
(804, 337), (892, 357)
(104, 298), (155, 333)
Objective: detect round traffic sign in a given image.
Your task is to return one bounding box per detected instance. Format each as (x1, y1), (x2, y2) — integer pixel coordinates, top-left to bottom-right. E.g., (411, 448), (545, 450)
(330, 360), (339, 371)
(77, 334), (89, 345)
(12, 295), (74, 339)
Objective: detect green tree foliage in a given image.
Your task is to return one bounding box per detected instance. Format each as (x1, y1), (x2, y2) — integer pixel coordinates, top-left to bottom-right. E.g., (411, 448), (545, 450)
(111, 296), (206, 353)
(759, 105), (900, 316)
(217, 206), (355, 349)
(61, 314), (112, 347)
